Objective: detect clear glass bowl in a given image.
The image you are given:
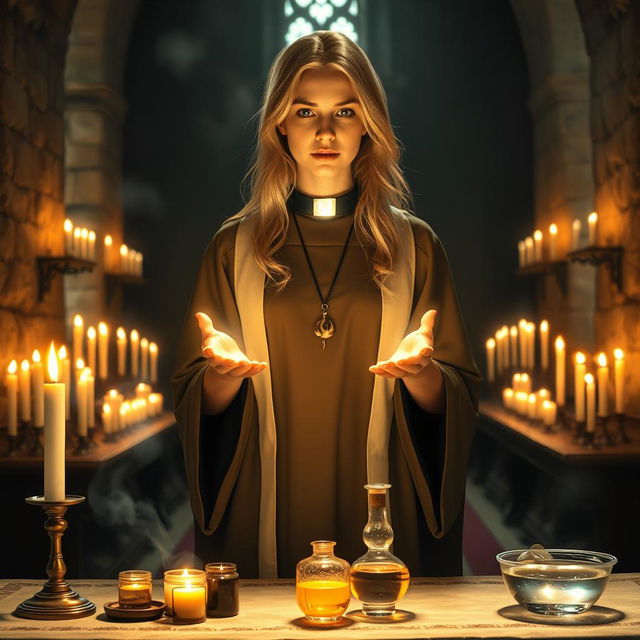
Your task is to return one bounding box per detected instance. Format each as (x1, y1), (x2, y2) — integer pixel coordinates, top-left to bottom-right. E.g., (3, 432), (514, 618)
(496, 549), (617, 615)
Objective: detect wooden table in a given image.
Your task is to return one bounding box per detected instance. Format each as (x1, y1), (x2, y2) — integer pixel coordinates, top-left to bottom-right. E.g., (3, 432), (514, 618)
(0, 575), (639, 639)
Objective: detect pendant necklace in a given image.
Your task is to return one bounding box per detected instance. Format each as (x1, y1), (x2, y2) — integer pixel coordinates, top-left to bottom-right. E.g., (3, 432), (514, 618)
(291, 212), (354, 350)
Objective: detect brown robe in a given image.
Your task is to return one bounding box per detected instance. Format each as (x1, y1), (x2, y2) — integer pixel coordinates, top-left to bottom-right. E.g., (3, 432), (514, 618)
(171, 206), (481, 579)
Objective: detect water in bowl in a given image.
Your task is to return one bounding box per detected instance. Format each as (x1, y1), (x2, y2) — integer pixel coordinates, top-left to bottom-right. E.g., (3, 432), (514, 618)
(502, 559), (610, 615)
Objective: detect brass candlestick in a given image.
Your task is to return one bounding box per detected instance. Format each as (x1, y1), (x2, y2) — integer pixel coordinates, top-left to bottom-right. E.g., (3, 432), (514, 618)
(13, 495), (96, 620)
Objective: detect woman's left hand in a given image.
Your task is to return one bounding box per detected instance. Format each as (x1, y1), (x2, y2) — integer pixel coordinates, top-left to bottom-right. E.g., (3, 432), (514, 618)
(369, 309), (437, 378)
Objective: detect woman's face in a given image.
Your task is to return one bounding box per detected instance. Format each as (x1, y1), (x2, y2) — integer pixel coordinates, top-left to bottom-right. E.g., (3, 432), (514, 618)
(277, 66), (367, 196)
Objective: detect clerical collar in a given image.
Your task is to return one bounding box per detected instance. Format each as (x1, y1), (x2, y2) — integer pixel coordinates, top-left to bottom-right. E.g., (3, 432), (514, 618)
(287, 186), (359, 219)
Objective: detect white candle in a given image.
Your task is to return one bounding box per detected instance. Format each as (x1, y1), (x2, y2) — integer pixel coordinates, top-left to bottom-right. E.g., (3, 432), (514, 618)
(542, 399), (557, 428)
(172, 582), (206, 620)
(102, 402), (112, 436)
(104, 234), (113, 272)
(117, 327), (127, 377)
(548, 224), (558, 261)
(571, 219), (582, 250)
(596, 352), (609, 417)
(524, 237), (534, 265)
(31, 349), (45, 428)
(76, 370), (88, 437)
(527, 393), (537, 420)
(486, 338), (496, 383)
(585, 373), (596, 433)
(540, 320), (549, 370)
(87, 326), (97, 374)
(149, 342), (158, 383)
(6, 360), (18, 436)
(73, 227), (81, 257)
(509, 326), (518, 368)
(513, 373), (521, 392)
(533, 230), (543, 262)
(88, 230), (96, 261)
(75, 358), (85, 386)
(64, 219), (73, 255)
(73, 313), (84, 365)
(574, 352), (587, 422)
(526, 322), (535, 371)
(614, 348), (625, 414)
(84, 367), (95, 428)
(120, 244), (129, 274)
(80, 227), (89, 259)
(503, 387), (514, 410)
(130, 329), (139, 377)
(45, 343), (65, 501)
(516, 391), (528, 415)
(502, 326), (510, 370)
(58, 346), (70, 421)
(521, 373), (531, 394)
(98, 322), (109, 379)
(555, 336), (566, 406)
(518, 319), (527, 369)
(587, 211), (598, 246)
(518, 241), (525, 268)
(19, 359), (31, 422)
(141, 338), (149, 381)
(536, 388), (551, 420)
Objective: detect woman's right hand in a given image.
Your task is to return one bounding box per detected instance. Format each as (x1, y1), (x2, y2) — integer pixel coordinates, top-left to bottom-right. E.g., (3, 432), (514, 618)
(195, 312), (268, 378)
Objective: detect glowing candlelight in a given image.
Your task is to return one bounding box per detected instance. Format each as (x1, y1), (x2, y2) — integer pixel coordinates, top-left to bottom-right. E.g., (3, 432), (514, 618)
(73, 313), (84, 365)
(614, 349), (625, 414)
(117, 327), (127, 377)
(45, 342), (65, 501)
(73, 227), (81, 257)
(130, 329), (139, 377)
(503, 387), (514, 410)
(533, 230), (543, 263)
(120, 244), (129, 274)
(548, 224), (558, 260)
(571, 219), (582, 250)
(32, 349), (45, 428)
(596, 352), (609, 417)
(58, 345), (70, 420)
(587, 211), (598, 246)
(88, 230), (96, 261)
(585, 373), (595, 433)
(527, 393), (537, 420)
(102, 402), (112, 436)
(486, 338), (496, 383)
(555, 336), (566, 406)
(76, 369), (88, 437)
(104, 234), (113, 272)
(98, 322), (109, 379)
(518, 319), (527, 368)
(509, 326), (518, 368)
(6, 360), (18, 436)
(19, 359), (31, 422)
(141, 338), (149, 381)
(149, 342), (158, 383)
(80, 227), (89, 259)
(540, 320), (549, 370)
(526, 322), (535, 371)
(574, 352), (587, 422)
(84, 366), (95, 428)
(524, 237), (534, 265)
(87, 326), (97, 373)
(64, 219), (73, 255)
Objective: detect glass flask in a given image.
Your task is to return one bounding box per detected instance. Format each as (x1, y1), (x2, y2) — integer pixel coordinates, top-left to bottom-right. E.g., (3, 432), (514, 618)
(296, 540), (351, 623)
(350, 483), (410, 617)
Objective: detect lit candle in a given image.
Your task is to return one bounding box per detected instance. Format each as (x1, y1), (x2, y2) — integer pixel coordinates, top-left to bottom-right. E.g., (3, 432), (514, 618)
(141, 338), (149, 381)
(524, 236), (534, 265)
(120, 244), (128, 274)
(58, 346), (70, 421)
(130, 329), (139, 377)
(81, 227), (89, 259)
(136, 252), (143, 277)
(84, 367), (95, 428)
(509, 326), (518, 368)
(75, 358), (85, 385)
(587, 211), (598, 246)
(513, 372), (521, 392)
(542, 399), (557, 428)
(88, 230), (96, 261)
(5, 360), (18, 436)
(172, 581), (206, 621)
(516, 391), (528, 415)
(518, 319), (527, 369)
(76, 370), (88, 437)
(64, 219), (73, 255)
(503, 387), (514, 410)
(494, 331), (502, 377)
(533, 229), (543, 262)
(104, 234), (113, 272)
(521, 372), (531, 394)
(117, 327), (127, 376)
(536, 388), (551, 420)
(73, 226), (81, 257)
(548, 224), (558, 261)
(526, 322), (535, 371)
(574, 352), (587, 422)
(102, 402), (112, 436)
(73, 313), (84, 365)
(585, 373), (595, 433)
(596, 352), (609, 417)
(527, 393), (537, 420)
(501, 326), (510, 370)
(571, 219), (582, 250)
(45, 343), (65, 501)
(31, 349), (45, 428)
(539, 320), (549, 370)
(486, 338), (496, 383)
(19, 359), (31, 422)
(129, 249), (136, 275)
(98, 322), (109, 379)
(518, 241), (525, 268)
(87, 326), (97, 374)
(614, 348), (625, 414)
(555, 336), (565, 406)
(149, 342), (158, 383)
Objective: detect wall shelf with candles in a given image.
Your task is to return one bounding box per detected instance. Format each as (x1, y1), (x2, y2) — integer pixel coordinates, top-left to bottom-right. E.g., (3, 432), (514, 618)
(566, 245), (624, 294)
(515, 260), (568, 295)
(37, 256), (97, 302)
(104, 273), (147, 306)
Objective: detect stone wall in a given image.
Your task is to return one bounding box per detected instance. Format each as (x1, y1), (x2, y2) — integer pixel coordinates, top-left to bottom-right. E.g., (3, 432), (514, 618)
(576, 0), (640, 416)
(0, 0), (77, 422)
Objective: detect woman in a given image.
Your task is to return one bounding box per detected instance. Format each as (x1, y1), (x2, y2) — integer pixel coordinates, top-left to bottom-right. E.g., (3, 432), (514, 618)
(171, 31), (481, 579)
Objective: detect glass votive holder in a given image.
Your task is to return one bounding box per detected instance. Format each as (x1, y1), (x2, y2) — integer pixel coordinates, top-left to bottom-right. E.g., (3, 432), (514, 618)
(164, 568), (206, 623)
(118, 570), (152, 608)
(205, 562), (239, 617)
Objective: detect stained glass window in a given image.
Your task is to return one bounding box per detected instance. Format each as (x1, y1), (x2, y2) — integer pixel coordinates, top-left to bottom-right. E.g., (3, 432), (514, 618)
(284, 0), (360, 45)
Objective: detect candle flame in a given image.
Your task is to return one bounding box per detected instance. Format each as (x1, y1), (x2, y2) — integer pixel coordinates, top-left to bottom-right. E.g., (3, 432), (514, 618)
(182, 569), (189, 577)
(87, 326), (96, 339)
(105, 234), (112, 246)
(518, 318), (527, 328)
(510, 326), (517, 336)
(32, 349), (41, 363)
(540, 320), (549, 332)
(575, 351), (586, 365)
(543, 399), (551, 409)
(584, 373), (594, 384)
(572, 219), (581, 230)
(555, 335), (565, 349)
(8, 359), (17, 375)
(149, 342), (158, 353)
(73, 314), (83, 327)
(526, 322), (535, 333)
(131, 329), (139, 340)
(514, 373), (521, 382)
(538, 388), (550, 398)
(528, 394), (536, 403)
(614, 348), (624, 360)
(88, 230), (95, 241)
(533, 229), (542, 241)
(588, 211), (598, 223)
(76, 358), (85, 370)
(109, 389), (118, 398)
(525, 237), (533, 247)
(21, 359), (30, 371)
(47, 343), (59, 382)
(141, 337), (149, 347)
(79, 370), (88, 382)
(549, 223), (557, 235)
(505, 388), (514, 398)
(64, 219), (73, 232)
(103, 403), (111, 414)
(120, 244), (128, 256)
(522, 373), (529, 382)
(81, 228), (88, 238)
(117, 327), (126, 340)
(73, 227), (81, 238)
(98, 322), (108, 335)
(83, 366), (92, 376)
(597, 352), (607, 367)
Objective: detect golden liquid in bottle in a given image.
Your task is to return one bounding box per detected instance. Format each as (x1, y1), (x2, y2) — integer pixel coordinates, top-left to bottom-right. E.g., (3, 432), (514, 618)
(296, 580), (350, 620)
(350, 562), (410, 604)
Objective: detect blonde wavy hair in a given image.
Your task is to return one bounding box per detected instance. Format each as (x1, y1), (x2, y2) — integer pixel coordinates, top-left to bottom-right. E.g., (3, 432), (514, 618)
(227, 30), (414, 293)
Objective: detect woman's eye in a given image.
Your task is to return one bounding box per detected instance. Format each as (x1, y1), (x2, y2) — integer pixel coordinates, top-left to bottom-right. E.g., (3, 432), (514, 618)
(295, 107), (356, 118)
(337, 107), (355, 117)
(297, 108), (313, 118)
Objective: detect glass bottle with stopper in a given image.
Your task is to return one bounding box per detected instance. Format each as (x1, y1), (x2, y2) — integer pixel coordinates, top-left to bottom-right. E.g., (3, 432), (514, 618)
(296, 540), (351, 624)
(350, 483), (410, 617)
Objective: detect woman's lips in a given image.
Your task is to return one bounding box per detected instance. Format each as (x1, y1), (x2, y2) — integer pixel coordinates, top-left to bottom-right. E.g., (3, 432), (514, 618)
(311, 152), (340, 160)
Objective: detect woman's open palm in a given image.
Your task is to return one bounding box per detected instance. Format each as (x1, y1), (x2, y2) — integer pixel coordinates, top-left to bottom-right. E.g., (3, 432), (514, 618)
(195, 312), (267, 378)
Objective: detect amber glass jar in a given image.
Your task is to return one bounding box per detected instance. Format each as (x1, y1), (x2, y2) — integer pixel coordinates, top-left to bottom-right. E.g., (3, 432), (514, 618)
(205, 562), (239, 617)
